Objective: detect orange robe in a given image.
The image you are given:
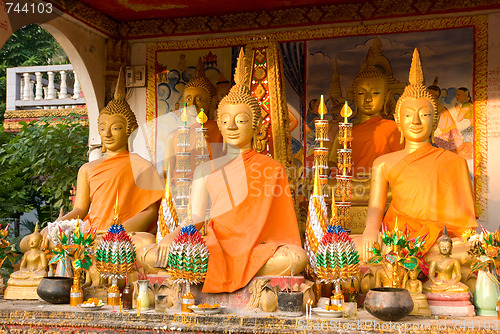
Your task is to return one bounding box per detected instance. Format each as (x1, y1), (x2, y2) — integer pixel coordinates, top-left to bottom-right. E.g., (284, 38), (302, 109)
(87, 151), (164, 232)
(352, 115), (403, 175)
(384, 143), (477, 254)
(202, 149), (302, 293)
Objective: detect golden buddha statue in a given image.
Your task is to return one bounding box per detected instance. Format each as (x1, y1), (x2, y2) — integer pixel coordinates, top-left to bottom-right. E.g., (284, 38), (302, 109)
(361, 49), (477, 262)
(160, 58), (223, 178)
(405, 268), (432, 316)
(423, 227), (469, 294)
(373, 262), (407, 289)
(58, 68), (164, 234)
(329, 63), (402, 177)
(139, 50), (307, 293)
(4, 223), (48, 299)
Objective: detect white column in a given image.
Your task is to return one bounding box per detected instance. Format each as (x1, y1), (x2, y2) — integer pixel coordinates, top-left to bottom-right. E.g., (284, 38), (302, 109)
(47, 71), (56, 99)
(72, 71), (81, 99)
(35, 72), (43, 100)
(59, 70), (68, 98)
(23, 72), (30, 101)
(28, 80), (34, 100)
(19, 77), (24, 100)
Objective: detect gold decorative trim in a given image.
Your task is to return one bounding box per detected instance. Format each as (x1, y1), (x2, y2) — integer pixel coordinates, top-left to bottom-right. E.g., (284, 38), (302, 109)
(473, 15), (488, 219)
(146, 15), (488, 217)
(245, 40), (293, 170)
(3, 108), (88, 119)
(49, 0), (499, 39)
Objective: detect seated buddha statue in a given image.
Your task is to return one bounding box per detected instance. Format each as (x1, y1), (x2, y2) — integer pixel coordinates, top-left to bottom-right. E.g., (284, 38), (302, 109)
(361, 49), (477, 262)
(405, 268), (431, 316)
(58, 69), (164, 235)
(139, 50), (308, 293)
(4, 223), (48, 299)
(423, 227), (469, 294)
(159, 58), (223, 179)
(329, 64), (403, 177)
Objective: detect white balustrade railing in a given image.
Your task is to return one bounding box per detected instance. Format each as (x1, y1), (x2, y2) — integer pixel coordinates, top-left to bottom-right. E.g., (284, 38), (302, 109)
(6, 64), (86, 111)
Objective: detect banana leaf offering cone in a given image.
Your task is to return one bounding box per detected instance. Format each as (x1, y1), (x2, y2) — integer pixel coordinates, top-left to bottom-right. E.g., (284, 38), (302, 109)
(95, 195), (136, 280)
(166, 224), (209, 285)
(316, 224), (359, 283)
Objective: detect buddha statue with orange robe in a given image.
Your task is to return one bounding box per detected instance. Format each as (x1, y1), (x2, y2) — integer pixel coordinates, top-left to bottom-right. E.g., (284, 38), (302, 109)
(140, 50), (308, 293)
(160, 58), (223, 180)
(329, 65), (403, 176)
(361, 49), (477, 262)
(58, 69), (164, 236)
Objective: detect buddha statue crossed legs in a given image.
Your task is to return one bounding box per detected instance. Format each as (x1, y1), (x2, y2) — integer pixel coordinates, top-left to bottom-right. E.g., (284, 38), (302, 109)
(140, 50), (307, 293)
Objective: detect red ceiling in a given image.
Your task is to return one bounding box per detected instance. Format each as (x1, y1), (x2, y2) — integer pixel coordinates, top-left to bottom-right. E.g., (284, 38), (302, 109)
(79, 0), (352, 21)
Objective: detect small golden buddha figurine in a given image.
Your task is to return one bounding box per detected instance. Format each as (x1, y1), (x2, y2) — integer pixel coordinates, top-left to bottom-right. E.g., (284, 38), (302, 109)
(405, 268), (431, 316)
(361, 49), (477, 262)
(4, 223), (48, 299)
(423, 227), (469, 294)
(139, 50), (308, 293)
(374, 262), (407, 289)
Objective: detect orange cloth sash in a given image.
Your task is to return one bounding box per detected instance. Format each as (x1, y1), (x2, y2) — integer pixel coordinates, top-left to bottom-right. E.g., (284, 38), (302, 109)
(352, 115), (403, 175)
(87, 151), (164, 232)
(384, 143), (477, 254)
(202, 150), (301, 293)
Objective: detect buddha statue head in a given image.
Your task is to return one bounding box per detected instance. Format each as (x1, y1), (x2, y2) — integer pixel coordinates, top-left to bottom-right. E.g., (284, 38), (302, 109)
(27, 222), (43, 250)
(353, 61), (389, 122)
(394, 49), (438, 145)
(182, 57), (217, 119)
(217, 49), (262, 150)
(99, 69), (138, 153)
(437, 226), (453, 256)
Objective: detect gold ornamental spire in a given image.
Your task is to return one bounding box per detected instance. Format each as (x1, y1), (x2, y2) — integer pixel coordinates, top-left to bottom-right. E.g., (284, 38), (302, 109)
(318, 95), (327, 120)
(313, 161), (322, 197)
(409, 48), (424, 86)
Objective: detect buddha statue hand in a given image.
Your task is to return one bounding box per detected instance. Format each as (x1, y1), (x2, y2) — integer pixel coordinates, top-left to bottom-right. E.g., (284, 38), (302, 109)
(154, 232), (177, 268)
(361, 224), (380, 262)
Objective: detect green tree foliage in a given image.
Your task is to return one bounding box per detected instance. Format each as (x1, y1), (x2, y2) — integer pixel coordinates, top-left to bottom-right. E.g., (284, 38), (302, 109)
(0, 114), (88, 225)
(0, 24), (67, 120)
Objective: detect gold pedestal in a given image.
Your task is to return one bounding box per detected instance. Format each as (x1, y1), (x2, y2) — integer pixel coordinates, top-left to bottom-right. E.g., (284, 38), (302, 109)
(4, 285), (39, 300)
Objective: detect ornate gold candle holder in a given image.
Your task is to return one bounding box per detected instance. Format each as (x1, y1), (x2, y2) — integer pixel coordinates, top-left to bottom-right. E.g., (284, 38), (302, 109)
(177, 126), (191, 148)
(175, 152), (192, 174)
(314, 119), (330, 142)
(338, 122), (353, 147)
(337, 149), (352, 176)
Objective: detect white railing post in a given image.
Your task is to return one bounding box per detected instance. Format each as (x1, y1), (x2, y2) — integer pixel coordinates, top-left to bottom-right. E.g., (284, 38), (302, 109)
(28, 79), (34, 100)
(35, 72), (43, 100)
(47, 71), (56, 99)
(59, 70), (68, 98)
(19, 75), (24, 100)
(73, 71), (81, 99)
(23, 72), (30, 101)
